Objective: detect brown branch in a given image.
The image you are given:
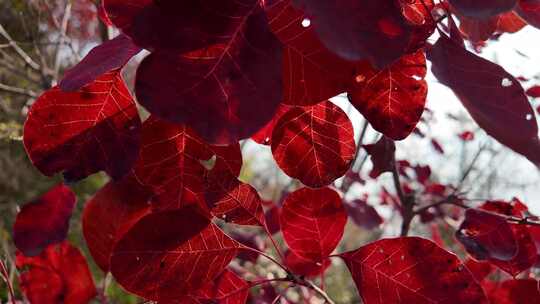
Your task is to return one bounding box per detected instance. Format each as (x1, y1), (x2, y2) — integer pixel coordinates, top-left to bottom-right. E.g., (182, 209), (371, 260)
(0, 24), (40, 70)
(0, 82), (38, 98)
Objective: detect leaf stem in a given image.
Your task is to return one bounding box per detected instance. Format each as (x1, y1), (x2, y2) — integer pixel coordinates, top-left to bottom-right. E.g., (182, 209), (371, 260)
(0, 259), (15, 302)
(264, 224), (284, 261)
(241, 245), (290, 275)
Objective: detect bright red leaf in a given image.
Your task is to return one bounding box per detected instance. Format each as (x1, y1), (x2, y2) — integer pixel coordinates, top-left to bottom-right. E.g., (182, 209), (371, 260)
(527, 85), (540, 98)
(134, 5), (283, 144)
(271, 101), (355, 187)
(285, 250), (330, 278)
(132, 116), (213, 211)
(251, 104), (292, 145)
(349, 51), (427, 140)
(485, 279), (540, 304)
(110, 206), (241, 301)
(455, 208), (518, 261)
(191, 269), (249, 304)
(428, 33), (540, 166)
(13, 184), (76, 256)
(82, 177), (151, 272)
(23, 71), (141, 182)
(16, 242), (96, 304)
(449, 0), (517, 19)
(59, 34), (141, 91)
(340, 237), (488, 304)
(516, 0), (540, 29)
(464, 259), (493, 283)
(280, 187), (347, 262)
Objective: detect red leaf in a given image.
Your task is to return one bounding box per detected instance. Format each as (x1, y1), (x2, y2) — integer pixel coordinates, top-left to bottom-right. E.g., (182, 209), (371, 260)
(349, 51), (427, 140)
(280, 187), (347, 262)
(134, 6), (283, 144)
(23, 71), (141, 181)
(464, 259), (493, 283)
(459, 15), (499, 42)
(192, 269), (249, 304)
(527, 85), (540, 98)
(497, 11), (528, 33)
(339, 237), (488, 304)
(428, 33), (540, 166)
(209, 143), (243, 178)
(486, 279), (540, 304)
(110, 207), (241, 301)
(344, 199), (383, 230)
(59, 34), (141, 91)
(205, 177), (266, 226)
(16, 242), (97, 304)
(364, 136), (396, 178)
(516, 0), (540, 29)
(293, 0), (417, 67)
(265, 0), (353, 106)
(431, 138), (445, 154)
(455, 209), (518, 261)
(459, 131), (475, 141)
(271, 101), (355, 187)
(264, 203), (281, 235)
(251, 104), (292, 145)
(82, 177), (151, 272)
(132, 116), (213, 211)
(449, 0), (517, 19)
(13, 184), (76, 256)
(284, 250), (330, 278)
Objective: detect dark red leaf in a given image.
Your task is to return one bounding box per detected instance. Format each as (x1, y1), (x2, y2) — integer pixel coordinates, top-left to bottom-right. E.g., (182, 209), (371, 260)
(132, 116), (213, 211)
(459, 15), (499, 42)
(449, 0), (517, 19)
(16, 242), (96, 304)
(339, 237), (488, 304)
(205, 177), (266, 226)
(364, 136), (396, 178)
(284, 250), (330, 278)
(82, 177), (151, 272)
(516, 0), (540, 28)
(431, 138), (445, 154)
(486, 279), (540, 304)
(13, 184), (76, 256)
(59, 34), (141, 91)
(280, 187), (347, 262)
(349, 51), (427, 140)
(264, 203), (281, 235)
(271, 101), (355, 187)
(110, 206), (241, 301)
(497, 11), (528, 33)
(293, 0), (416, 67)
(23, 71), (141, 182)
(455, 209), (518, 261)
(344, 199), (383, 230)
(265, 0), (354, 106)
(207, 143), (244, 179)
(134, 6), (283, 144)
(527, 85), (540, 98)
(428, 33), (540, 166)
(229, 230), (265, 263)
(414, 165), (432, 184)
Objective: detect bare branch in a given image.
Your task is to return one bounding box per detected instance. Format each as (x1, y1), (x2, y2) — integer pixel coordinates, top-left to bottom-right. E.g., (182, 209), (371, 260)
(0, 82), (38, 98)
(0, 24), (40, 70)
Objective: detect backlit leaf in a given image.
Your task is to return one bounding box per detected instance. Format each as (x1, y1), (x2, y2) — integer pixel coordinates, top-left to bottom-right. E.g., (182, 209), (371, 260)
(449, 0), (517, 19)
(271, 101), (355, 187)
(23, 71), (141, 182)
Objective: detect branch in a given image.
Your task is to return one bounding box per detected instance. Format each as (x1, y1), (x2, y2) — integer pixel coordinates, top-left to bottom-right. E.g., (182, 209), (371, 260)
(53, 1), (73, 80)
(0, 24), (40, 70)
(0, 82), (38, 98)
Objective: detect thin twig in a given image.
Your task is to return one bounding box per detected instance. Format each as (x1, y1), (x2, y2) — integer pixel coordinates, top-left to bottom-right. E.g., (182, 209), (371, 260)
(0, 24), (40, 70)
(0, 259), (15, 302)
(53, 0), (73, 80)
(0, 82), (38, 98)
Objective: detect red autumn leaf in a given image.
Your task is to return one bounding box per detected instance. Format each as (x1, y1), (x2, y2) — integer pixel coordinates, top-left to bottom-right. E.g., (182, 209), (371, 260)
(264, 203), (281, 235)
(205, 177), (266, 226)
(16, 242), (96, 304)
(339, 237), (488, 304)
(251, 104), (292, 145)
(428, 33), (540, 166)
(110, 206), (241, 301)
(82, 177), (151, 272)
(364, 136), (396, 178)
(59, 34), (142, 91)
(431, 138), (445, 154)
(229, 230), (266, 263)
(497, 11), (528, 33)
(516, 0), (540, 28)
(192, 269), (249, 304)
(271, 101), (355, 187)
(134, 6), (283, 144)
(23, 71), (141, 182)
(13, 184), (76, 256)
(133, 116), (213, 211)
(449, 0), (517, 19)
(280, 187), (347, 262)
(527, 85), (540, 98)
(284, 250), (330, 278)
(209, 143), (243, 178)
(293, 0), (416, 67)
(344, 199), (383, 230)
(459, 131), (475, 141)
(459, 15), (499, 42)
(455, 208), (518, 261)
(464, 259), (493, 283)
(486, 279), (540, 304)
(414, 165), (432, 184)
(349, 51), (427, 140)
(265, 0), (353, 106)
